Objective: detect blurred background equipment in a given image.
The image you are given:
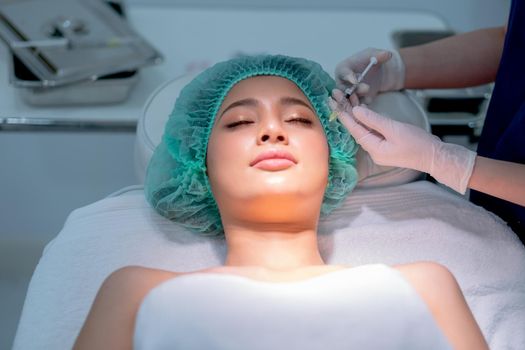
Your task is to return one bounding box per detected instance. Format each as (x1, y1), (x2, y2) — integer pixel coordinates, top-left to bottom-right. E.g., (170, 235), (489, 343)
(0, 0), (163, 105)
(392, 29), (492, 143)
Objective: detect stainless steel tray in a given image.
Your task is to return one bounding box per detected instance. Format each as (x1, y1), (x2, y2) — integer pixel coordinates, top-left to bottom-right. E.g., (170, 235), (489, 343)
(10, 54), (140, 105)
(7, 0), (140, 105)
(0, 0), (162, 87)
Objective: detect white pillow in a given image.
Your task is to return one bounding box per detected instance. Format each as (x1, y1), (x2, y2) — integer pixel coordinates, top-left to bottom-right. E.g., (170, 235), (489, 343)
(134, 74), (429, 187)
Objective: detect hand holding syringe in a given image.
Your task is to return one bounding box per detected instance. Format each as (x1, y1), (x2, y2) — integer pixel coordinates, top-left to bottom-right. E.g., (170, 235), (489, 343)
(343, 56), (378, 99)
(330, 56), (378, 121)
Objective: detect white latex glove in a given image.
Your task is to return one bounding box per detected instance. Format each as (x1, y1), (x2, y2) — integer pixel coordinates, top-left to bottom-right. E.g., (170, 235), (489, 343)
(329, 93), (476, 194)
(335, 48), (406, 104)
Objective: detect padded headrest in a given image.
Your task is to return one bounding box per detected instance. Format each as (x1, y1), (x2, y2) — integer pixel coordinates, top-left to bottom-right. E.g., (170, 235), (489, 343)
(134, 73), (429, 188)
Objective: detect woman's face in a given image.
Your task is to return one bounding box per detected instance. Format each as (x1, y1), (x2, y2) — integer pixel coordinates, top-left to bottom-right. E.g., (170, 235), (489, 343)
(206, 76), (329, 223)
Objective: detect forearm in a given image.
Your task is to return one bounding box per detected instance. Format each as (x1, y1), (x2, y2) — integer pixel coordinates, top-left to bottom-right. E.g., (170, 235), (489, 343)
(400, 27), (505, 89)
(468, 156), (525, 206)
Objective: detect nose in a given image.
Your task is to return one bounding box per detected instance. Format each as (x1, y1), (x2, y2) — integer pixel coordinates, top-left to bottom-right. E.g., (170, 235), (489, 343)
(257, 119), (288, 144)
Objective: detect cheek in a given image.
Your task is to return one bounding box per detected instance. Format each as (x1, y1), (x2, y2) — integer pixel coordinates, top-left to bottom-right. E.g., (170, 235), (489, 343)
(318, 142), (330, 184)
(302, 133), (330, 180)
(206, 130), (251, 188)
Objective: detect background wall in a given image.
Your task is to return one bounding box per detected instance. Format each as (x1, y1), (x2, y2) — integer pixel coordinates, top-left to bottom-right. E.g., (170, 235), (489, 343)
(127, 0), (511, 32)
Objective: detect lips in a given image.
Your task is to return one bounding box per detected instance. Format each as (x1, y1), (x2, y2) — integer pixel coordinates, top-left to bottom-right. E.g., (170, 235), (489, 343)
(250, 149), (297, 171)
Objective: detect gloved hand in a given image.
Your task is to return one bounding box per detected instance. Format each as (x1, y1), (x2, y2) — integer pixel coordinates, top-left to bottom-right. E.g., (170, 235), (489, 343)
(329, 91), (477, 194)
(335, 48), (406, 104)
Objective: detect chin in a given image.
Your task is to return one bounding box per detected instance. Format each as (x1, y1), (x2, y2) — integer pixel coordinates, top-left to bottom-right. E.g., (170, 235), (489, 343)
(252, 174), (319, 192)
(245, 185), (316, 200)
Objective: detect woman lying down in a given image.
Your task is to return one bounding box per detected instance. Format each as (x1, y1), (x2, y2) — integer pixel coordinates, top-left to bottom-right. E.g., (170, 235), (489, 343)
(73, 54), (488, 349)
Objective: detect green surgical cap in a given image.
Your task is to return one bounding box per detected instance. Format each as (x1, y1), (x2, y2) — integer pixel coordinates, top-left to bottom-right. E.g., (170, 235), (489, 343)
(145, 54), (358, 236)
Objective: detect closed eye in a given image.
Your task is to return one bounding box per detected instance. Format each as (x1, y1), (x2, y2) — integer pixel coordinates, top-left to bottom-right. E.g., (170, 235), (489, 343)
(287, 117), (313, 125)
(226, 120), (254, 128)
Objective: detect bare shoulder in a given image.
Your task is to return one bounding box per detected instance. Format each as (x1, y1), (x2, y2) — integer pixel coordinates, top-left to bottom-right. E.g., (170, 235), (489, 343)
(392, 262), (488, 349)
(102, 265), (181, 291)
(74, 266), (182, 349)
(96, 266), (182, 322)
(392, 261), (458, 287)
(392, 261), (464, 315)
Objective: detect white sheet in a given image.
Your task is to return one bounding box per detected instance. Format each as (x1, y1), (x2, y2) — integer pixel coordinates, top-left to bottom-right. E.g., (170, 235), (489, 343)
(13, 181), (525, 349)
(134, 265), (452, 349)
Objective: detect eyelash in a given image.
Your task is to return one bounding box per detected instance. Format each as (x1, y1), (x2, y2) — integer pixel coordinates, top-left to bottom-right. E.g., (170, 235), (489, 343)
(226, 118), (312, 129)
(288, 117), (312, 125)
(226, 120), (253, 128)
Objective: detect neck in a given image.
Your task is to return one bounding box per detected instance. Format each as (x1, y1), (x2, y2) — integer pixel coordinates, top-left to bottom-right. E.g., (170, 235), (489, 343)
(223, 223), (325, 271)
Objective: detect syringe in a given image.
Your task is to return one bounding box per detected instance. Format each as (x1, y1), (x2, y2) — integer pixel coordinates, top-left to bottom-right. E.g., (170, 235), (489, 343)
(344, 56), (378, 99)
(329, 56), (379, 122)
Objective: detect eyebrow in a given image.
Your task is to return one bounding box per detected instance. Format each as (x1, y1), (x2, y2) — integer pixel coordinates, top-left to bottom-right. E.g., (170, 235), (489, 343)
(219, 98), (259, 119)
(280, 96), (314, 112)
(219, 96), (314, 119)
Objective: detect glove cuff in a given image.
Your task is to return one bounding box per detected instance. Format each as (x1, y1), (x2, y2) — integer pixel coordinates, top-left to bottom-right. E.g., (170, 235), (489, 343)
(430, 142), (477, 194)
(381, 50), (406, 92)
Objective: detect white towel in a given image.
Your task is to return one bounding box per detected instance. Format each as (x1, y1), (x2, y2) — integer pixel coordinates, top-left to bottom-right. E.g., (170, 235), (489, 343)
(134, 265), (452, 350)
